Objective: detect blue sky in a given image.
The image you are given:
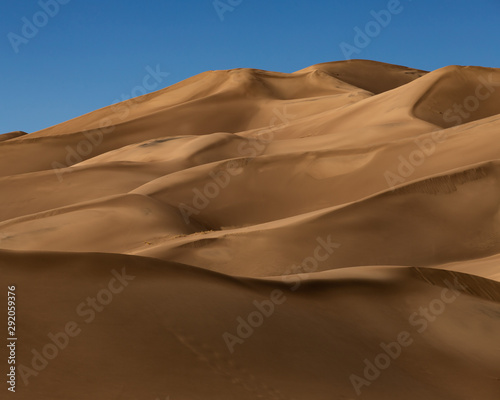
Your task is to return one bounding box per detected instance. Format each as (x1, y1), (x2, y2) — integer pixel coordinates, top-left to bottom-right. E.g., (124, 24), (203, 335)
(1, 0), (500, 134)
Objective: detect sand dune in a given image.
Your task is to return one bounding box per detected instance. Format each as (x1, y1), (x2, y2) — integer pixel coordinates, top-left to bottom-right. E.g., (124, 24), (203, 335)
(0, 131), (28, 142)
(1, 251), (499, 399)
(1, 60), (500, 399)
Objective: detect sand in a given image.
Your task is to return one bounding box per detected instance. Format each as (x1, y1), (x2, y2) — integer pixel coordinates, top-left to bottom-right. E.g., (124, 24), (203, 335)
(1, 59), (499, 399)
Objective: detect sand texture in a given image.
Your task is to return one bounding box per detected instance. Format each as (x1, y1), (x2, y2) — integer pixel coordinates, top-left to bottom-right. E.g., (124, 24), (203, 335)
(1, 60), (499, 399)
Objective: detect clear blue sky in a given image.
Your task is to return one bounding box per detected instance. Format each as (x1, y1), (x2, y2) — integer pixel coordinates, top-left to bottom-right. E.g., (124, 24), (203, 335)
(1, 0), (499, 134)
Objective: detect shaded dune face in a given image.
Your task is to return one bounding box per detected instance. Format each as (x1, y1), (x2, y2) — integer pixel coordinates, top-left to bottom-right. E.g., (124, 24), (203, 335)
(413, 66), (500, 128)
(0, 131), (28, 142)
(1, 60), (500, 400)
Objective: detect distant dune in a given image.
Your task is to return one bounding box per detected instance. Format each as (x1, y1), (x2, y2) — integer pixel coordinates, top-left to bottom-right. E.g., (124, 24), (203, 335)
(1, 60), (499, 399)
(0, 130), (27, 142)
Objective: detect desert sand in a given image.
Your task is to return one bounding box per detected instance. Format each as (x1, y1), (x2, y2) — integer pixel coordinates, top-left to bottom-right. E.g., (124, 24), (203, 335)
(1, 60), (499, 399)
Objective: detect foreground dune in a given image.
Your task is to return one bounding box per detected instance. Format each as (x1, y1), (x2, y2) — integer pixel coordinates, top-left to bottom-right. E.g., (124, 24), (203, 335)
(2, 251), (500, 399)
(1, 60), (499, 399)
